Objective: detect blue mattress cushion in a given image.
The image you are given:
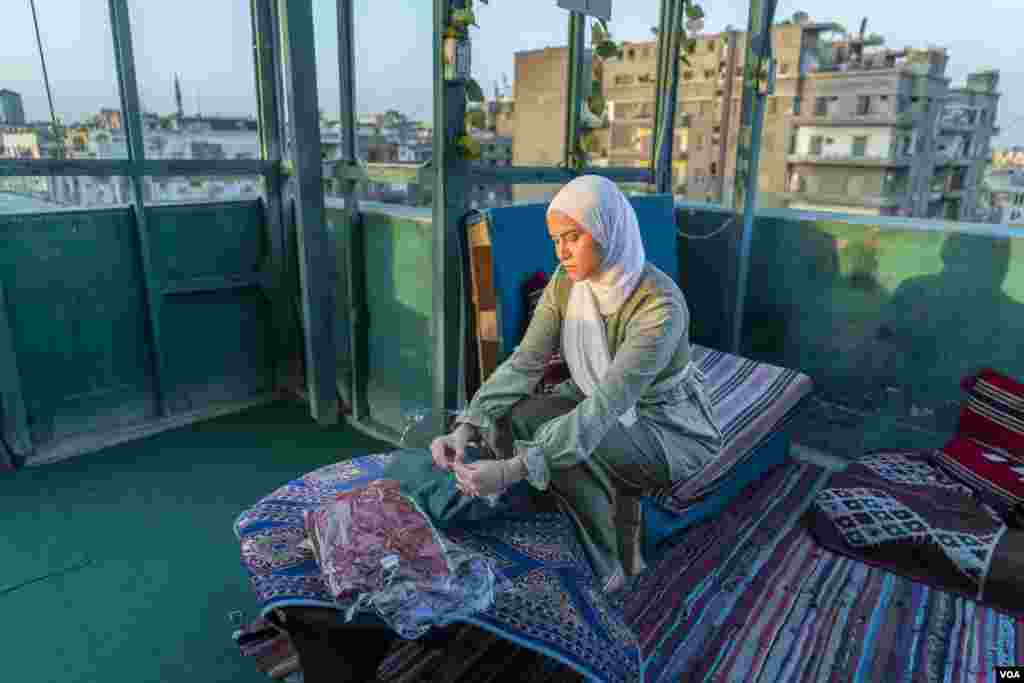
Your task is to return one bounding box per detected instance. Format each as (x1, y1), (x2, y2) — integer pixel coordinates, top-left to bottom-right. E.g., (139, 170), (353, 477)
(642, 430), (792, 559)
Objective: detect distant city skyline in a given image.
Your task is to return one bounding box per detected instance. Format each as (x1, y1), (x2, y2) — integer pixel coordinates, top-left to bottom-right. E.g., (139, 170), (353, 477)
(2, 0), (1023, 146)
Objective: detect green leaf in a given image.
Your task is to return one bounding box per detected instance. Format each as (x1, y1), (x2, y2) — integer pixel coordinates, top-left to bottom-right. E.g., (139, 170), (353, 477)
(680, 54), (691, 67)
(595, 40), (621, 60)
(598, 18), (609, 35)
(591, 22), (606, 46)
(686, 3), (705, 20)
(465, 78), (486, 103)
(450, 8), (476, 28)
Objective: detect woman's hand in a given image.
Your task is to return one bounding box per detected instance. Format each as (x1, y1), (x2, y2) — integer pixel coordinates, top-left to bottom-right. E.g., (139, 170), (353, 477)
(430, 423), (477, 471)
(453, 456), (527, 498)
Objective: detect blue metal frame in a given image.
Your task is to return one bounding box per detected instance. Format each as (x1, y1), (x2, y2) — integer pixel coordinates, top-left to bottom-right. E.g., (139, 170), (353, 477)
(279, 0), (338, 425)
(109, 0), (169, 416)
(730, 0), (778, 354)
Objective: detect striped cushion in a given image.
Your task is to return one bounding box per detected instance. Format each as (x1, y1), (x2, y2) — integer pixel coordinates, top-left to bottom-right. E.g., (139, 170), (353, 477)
(934, 436), (1024, 519)
(958, 368), (1024, 461)
(651, 345), (814, 515)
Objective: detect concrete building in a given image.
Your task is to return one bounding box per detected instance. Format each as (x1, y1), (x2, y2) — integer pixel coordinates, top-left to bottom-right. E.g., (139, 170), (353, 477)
(985, 169), (1024, 225)
(0, 127), (41, 159)
(0, 89), (26, 126)
(512, 14), (1000, 220)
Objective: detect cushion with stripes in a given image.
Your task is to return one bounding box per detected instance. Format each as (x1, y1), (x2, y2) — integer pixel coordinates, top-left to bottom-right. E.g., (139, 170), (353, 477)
(957, 368), (1024, 460)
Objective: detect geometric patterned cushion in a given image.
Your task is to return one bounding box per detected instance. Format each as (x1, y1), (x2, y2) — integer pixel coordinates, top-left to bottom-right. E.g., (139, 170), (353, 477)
(808, 450), (1009, 602)
(814, 485), (1003, 590)
(958, 368), (1024, 462)
(934, 435), (1024, 520)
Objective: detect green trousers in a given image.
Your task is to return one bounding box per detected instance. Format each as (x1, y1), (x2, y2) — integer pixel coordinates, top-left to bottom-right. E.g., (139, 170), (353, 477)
(494, 396), (672, 585)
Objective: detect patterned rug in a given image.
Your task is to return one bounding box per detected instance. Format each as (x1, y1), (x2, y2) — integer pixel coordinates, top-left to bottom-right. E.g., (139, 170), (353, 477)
(617, 462), (1024, 683)
(235, 451), (639, 683)
(235, 456), (1024, 682)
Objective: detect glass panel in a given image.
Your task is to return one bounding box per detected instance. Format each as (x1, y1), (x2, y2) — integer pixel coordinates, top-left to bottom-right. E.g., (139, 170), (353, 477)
(0, 175), (133, 211)
(596, 5), (658, 171)
(127, 0), (259, 159)
(1, 1), (126, 159)
(141, 175), (264, 205)
(320, 0), (432, 209)
(738, 213), (1024, 457)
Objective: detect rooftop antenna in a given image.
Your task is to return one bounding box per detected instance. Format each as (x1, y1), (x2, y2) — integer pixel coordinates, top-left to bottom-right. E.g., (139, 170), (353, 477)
(29, 0), (65, 158)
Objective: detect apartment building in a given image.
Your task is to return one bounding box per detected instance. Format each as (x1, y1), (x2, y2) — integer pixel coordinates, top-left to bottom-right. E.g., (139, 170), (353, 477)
(512, 13), (1000, 220)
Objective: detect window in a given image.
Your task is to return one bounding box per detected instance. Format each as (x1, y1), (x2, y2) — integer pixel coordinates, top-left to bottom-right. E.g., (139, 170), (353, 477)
(810, 136), (824, 155)
(793, 97), (802, 115)
(683, 71), (694, 81)
(767, 98), (778, 115)
(710, 162), (718, 176)
(815, 97), (828, 116)
(779, 63), (790, 75)
(615, 75), (635, 86)
(856, 96), (871, 116)
(852, 136), (868, 157)
(704, 69), (715, 80)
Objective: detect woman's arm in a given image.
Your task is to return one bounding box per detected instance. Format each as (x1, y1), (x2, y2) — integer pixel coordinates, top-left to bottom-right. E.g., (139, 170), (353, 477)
(515, 294), (685, 490)
(455, 273), (564, 441)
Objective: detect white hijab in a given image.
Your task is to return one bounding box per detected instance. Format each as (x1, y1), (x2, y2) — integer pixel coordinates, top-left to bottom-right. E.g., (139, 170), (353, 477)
(547, 176), (646, 427)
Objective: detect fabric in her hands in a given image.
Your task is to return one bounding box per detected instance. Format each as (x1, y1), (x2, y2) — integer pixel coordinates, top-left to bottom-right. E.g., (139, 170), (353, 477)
(381, 448), (525, 529)
(453, 456), (527, 499)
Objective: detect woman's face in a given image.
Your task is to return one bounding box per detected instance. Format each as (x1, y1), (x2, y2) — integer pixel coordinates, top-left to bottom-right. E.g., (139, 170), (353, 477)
(547, 210), (602, 281)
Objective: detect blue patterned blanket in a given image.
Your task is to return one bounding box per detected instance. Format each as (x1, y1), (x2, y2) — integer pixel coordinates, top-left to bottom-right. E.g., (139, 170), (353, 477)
(234, 451), (641, 683)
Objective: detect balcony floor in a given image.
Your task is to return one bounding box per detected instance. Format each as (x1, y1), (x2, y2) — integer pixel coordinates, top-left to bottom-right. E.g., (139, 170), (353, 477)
(0, 400), (388, 683)
(0, 391), (933, 683)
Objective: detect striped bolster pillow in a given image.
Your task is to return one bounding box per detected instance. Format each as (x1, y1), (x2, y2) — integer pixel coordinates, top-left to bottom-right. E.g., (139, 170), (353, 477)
(957, 368), (1024, 460)
(934, 436), (1024, 519)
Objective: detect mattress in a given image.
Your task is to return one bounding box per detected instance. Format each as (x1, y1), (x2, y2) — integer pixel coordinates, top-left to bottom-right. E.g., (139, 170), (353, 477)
(648, 345), (813, 517)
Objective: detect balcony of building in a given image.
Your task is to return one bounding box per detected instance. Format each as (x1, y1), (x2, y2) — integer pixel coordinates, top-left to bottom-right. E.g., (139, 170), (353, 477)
(3, 1), (1023, 682)
(786, 152), (911, 167)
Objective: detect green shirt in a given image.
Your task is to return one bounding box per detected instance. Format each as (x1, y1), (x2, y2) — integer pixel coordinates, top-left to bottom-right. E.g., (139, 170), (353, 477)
(459, 263), (722, 490)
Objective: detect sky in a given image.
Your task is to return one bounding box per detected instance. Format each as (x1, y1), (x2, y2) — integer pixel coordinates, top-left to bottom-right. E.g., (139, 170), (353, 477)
(3, 0), (1023, 146)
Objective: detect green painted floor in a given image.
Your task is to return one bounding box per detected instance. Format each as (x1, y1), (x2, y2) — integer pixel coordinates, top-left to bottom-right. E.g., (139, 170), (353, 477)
(0, 401), (389, 683)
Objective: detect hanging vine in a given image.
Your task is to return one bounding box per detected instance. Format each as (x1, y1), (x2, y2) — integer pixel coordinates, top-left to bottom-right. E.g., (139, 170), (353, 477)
(444, 1), (487, 160)
(571, 1), (708, 172)
(570, 19), (622, 171)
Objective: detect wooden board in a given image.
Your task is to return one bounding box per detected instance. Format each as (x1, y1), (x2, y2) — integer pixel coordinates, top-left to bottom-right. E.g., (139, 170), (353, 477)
(465, 216), (501, 388)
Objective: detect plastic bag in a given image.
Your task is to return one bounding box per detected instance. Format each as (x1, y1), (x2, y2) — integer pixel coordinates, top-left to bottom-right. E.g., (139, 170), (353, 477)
(303, 479), (508, 640)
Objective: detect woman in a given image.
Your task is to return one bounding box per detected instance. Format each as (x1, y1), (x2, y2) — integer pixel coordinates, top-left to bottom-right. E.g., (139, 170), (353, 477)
(433, 175), (722, 592)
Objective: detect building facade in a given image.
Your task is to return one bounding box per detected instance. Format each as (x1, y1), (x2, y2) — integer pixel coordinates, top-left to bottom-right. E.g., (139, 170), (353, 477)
(511, 15), (1001, 220)
(0, 89), (26, 126)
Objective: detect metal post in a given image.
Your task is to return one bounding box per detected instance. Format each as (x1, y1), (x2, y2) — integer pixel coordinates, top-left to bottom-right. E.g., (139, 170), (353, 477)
(279, 0), (339, 424)
(251, 0), (293, 392)
(109, 0), (169, 416)
(29, 0), (64, 160)
(730, 0), (777, 354)
(336, 0), (370, 421)
(655, 0), (683, 194)
(564, 11), (586, 169)
(432, 0), (468, 433)
(652, 0), (670, 167)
